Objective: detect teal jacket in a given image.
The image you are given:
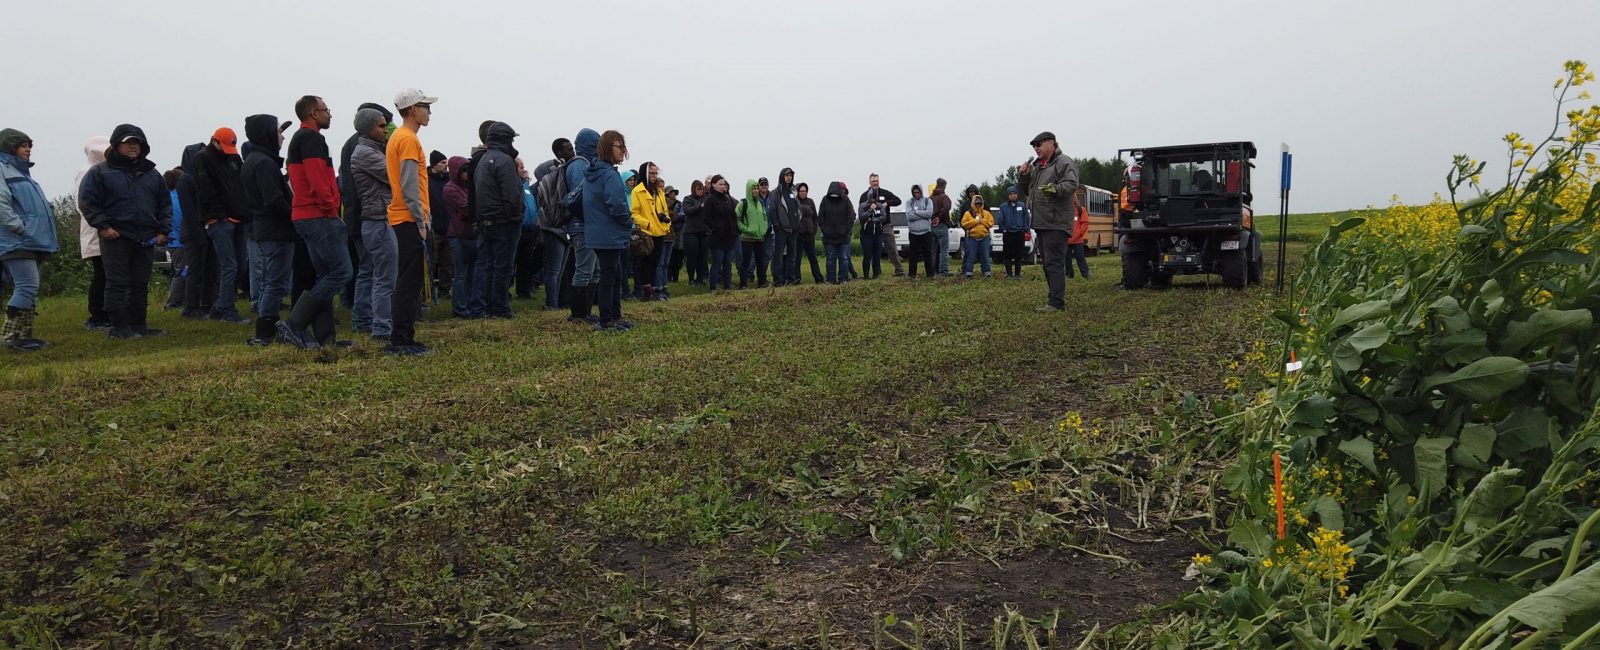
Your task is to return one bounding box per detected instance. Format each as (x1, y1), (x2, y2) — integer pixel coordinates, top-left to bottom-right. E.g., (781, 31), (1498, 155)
(0, 152), (59, 258)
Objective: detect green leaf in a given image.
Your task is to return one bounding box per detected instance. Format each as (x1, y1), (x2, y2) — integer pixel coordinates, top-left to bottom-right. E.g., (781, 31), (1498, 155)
(1463, 468), (1524, 534)
(1332, 300), (1390, 330)
(1334, 323), (1391, 372)
(1459, 224), (1490, 238)
(1312, 495), (1344, 531)
(1291, 396), (1339, 425)
(1452, 425), (1497, 471)
(1506, 248), (1592, 273)
(1497, 407), (1554, 457)
(1228, 518), (1273, 556)
(1428, 591), (1477, 608)
(1424, 357), (1530, 401)
(1289, 625), (1334, 650)
(1502, 309), (1594, 354)
(1327, 216), (1367, 239)
(1338, 437), (1378, 476)
(1414, 437), (1454, 501)
(1502, 561), (1600, 632)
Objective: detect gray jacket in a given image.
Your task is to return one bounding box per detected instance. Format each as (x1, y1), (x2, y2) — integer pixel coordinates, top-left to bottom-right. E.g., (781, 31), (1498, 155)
(350, 137), (391, 221)
(1016, 153), (1080, 231)
(904, 195), (933, 235)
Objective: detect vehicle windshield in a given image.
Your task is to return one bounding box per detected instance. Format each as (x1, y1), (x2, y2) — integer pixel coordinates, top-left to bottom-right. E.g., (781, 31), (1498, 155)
(890, 210), (907, 227)
(1148, 157), (1237, 197)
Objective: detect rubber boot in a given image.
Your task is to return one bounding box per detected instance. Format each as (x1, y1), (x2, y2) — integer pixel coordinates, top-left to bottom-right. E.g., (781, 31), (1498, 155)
(12, 308), (45, 351)
(249, 317), (276, 346)
(312, 310), (342, 347)
(0, 306), (23, 348)
(133, 301), (166, 337)
(108, 308), (141, 340)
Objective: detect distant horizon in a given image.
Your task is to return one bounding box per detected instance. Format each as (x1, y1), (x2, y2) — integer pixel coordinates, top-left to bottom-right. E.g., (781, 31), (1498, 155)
(10, 0), (1593, 214)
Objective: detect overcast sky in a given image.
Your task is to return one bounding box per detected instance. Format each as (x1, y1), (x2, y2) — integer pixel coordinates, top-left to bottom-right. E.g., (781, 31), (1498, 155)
(8, 0), (1597, 212)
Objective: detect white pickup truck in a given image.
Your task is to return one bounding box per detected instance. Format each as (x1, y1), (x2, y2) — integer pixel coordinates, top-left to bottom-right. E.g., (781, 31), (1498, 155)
(891, 210), (963, 259)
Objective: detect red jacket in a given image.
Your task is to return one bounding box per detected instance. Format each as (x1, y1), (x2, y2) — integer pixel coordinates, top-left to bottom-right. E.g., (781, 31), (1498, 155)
(1068, 205), (1089, 245)
(286, 123), (341, 220)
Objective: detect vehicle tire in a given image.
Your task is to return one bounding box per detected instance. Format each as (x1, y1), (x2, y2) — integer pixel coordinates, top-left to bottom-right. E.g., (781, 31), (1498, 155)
(1121, 250), (1150, 289)
(1247, 231), (1263, 285)
(1219, 246), (1247, 289)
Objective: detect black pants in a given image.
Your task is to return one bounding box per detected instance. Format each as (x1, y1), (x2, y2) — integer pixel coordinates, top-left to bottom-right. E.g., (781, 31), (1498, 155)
(182, 234), (218, 315)
(1002, 231), (1027, 276)
(292, 238), (315, 305)
(100, 237), (154, 327)
(391, 224), (426, 346)
(596, 248), (626, 324)
(683, 232), (707, 283)
(1037, 229), (1069, 309)
(482, 222), (522, 317)
(739, 238), (768, 287)
(514, 230), (540, 297)
(798, 233), (823, 283)
(907, 232), (935, 278)
(634, 241), (660, 291)
(87, 255), (109, 323)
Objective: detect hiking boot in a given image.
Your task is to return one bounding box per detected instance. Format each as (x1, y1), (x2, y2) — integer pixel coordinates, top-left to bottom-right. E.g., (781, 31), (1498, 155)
(108, 327), (143, 340)
(84, 319), (113, 332)
(275, 320), (319, 350)
(245, 337), (273, 347)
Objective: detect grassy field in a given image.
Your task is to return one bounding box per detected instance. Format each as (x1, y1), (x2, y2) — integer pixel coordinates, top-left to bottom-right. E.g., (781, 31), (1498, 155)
(0, 221), (1327, 647)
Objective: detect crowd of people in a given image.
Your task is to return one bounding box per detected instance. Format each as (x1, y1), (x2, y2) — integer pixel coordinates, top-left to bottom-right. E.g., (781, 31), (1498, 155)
(0, 91), (1088, 355)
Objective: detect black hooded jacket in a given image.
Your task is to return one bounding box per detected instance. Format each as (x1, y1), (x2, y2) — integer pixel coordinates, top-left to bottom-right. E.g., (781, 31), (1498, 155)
(702, 186), (739, 250)
(77, 124), (172, 243)
(474, 122), (524, 227)
(194, 141), (248, 225)
(176, 143), (204, 245)
(680, 192), (706, 235)
(241, 114), (296, 242)
(819, 181), (855, 247)
(770, 167), (800, 233)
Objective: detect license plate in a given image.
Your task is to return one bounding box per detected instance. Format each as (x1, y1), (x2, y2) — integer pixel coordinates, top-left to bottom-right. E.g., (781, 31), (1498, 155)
(1220, 240), (1240, 250)
(1163, 255), (1198, 264)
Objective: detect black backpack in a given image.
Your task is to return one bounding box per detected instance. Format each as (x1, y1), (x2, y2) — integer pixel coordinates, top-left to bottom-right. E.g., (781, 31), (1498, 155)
(536, 158), (575, 232)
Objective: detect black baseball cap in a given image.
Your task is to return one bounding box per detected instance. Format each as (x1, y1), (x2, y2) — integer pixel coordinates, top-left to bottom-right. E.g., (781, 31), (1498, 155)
(1030, 131), (1056, 146)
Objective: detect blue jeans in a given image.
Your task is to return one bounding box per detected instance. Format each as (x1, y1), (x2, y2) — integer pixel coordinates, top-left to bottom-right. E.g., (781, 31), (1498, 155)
(595, 248), (627, 323)
(542, 230), (569, 308)
(709, 246), (734, 290)
(247, 238), (264, 314)
(773, 231), (801, 286)
(292, 218), (355, 321)
(824, 242), (851, 283)
(860, 230), (883, 278)
(654, 237), (675, 291)
(1067, 243), (1091, 278)
(451, 237), (484, 317)
(254, 240), (295, 320)
(207, 221), (243, 318)
(963, 235), (992, 276)
(481, 222), (521, 317)
(360, 219), (397, 335)
(4, 258), (40, 309)
(570, 229), (598, 288)
(931, 225), (951, 274)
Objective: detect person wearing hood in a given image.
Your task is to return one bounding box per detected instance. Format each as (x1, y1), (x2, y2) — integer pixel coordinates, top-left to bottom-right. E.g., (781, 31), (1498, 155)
(701, 175), (738, 292)
(960, 195), (995, 279)
(856, 173), (902, 279)
(193, 127), (251, 323)
(349, 108), (399, 339)
(428, 149), (454, 299)
(78, 124), (172, 340)
(385, 88), (439, 355)
(665, 185), (684, 284)
(736, 178), (771, 289)
(174, 144), (219, 318)
(275, 95), (353, 349)
(0, 129), (60, 351)
(903, 184), (936, 279)
(768, 167), (801, 287)
(1017, 131), (1080, 312)
(817, 181), (855, 284)
(996, 185), (1032, 279)
(582, 130), (636, 331)
(240, 114), (296, 345)
(679, 180), (708, 286)
(563, 128), (601, 324)
(474, 121), (524, 319)
(75, 136), (112, 330)
(442, 155), (481, 319)
(930, 179), (954, 277)
(339, 102), (394, 326)
(1067, 199), (1091, 280)
(629, 161), (669, 301)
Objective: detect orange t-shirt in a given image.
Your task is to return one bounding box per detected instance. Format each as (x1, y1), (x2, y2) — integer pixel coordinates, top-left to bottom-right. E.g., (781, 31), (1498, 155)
(385, 126), (430, 227)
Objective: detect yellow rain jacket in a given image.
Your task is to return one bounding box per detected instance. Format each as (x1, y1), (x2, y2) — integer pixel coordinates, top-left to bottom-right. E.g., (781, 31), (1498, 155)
(631, 183), (671, 237)
(961, 207), (995, 239)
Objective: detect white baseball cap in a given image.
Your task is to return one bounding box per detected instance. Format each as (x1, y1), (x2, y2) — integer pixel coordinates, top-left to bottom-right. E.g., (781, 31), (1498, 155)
(394, 88), (439, 111)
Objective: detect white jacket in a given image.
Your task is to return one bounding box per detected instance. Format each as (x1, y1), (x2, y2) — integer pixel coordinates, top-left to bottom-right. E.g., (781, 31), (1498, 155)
(75, 136), (109, 259)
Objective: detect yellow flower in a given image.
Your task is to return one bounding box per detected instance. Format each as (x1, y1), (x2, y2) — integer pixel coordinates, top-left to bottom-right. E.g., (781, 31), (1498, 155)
(1262, 557), (1275, 569)
(1193, 553), (1213, 565)
(1011, 479), (1035, 494)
